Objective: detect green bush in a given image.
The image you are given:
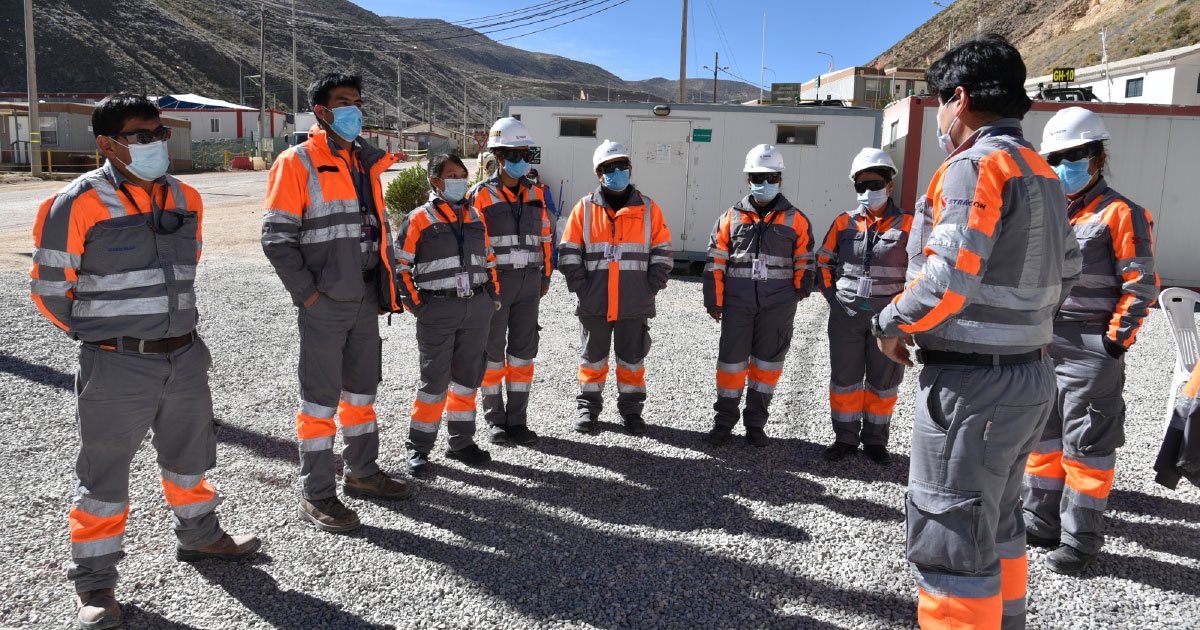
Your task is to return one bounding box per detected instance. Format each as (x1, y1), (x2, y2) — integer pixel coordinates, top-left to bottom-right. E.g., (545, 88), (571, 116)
(1172, 22), (1191, 38)
(384, 164), (429, 227)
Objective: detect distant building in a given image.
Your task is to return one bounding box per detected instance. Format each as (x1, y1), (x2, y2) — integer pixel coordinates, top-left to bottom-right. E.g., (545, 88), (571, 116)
(797, 67), (928, 109)
(401, 122), (468, 151)
(1026, 43), (1200, 105)
(154, 94), (290, 141)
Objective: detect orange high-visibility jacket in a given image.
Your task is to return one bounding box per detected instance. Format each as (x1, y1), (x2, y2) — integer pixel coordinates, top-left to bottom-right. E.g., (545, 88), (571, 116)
(558, 186), (673, 321)
(394, 193), (500, 312)
(261, 126), (400, 309)
(703, 194), (814, 311)
(468, 176), (552, 287)
(816, 199), (913, 317)
(30, 161), (203, 342)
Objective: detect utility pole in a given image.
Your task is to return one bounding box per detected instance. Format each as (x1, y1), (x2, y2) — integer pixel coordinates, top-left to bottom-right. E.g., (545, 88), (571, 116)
(259, 2), (267, 159)
(291, 0), (297, 116)
(23, 0), (41, 176)
(678, 0), (688, 103)
(462, 82), (468, 155)
(396, 57), (403, 137)
(239, 58), (244, 106)
(1100, 26), (1112, 101)
(702, 52), (726, 104)
(759, 11), (766, 103)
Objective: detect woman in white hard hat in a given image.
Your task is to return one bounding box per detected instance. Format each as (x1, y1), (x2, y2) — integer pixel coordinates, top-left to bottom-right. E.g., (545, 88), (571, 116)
(702, 144), (815, 447)
(558, 139), (674, 435)
(815, 148), (913, 465)
(1023, 106), (1158, 576)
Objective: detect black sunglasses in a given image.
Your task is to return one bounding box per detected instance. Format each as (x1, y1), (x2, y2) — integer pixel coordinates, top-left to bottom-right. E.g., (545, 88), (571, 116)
(854, 179), (889, 194)
(110, 126), (172, 145)
(599, 160), (631, 174)
(497, 149), (532, 162)
(1046, 145), (1096, 167)
(748, 172), (781, 184)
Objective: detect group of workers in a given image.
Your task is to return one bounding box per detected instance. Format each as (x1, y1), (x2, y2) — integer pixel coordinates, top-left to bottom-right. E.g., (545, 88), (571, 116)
(28, 32), (1183, 630)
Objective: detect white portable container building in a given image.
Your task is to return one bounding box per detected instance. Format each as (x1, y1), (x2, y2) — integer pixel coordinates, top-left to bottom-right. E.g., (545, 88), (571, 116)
(506, 101), (882, 261)
(882, 97), (1200, 287)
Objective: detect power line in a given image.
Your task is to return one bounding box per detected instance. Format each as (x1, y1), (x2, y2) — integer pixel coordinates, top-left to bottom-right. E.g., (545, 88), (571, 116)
(702, 0), (741, 79)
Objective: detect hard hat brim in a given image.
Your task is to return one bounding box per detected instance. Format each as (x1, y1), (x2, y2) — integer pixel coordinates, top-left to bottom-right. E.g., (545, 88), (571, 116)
(849, 165), (897, 180)
(743, 165), (784, 173)
(1039, 136), (1108, 157)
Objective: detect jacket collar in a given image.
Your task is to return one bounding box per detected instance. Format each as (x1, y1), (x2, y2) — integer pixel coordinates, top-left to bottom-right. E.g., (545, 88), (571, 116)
(1068, 177), (1110, 216)
(732, 193), (793, 217)
(949, 117), (1024, 158)
(591, 184), (644, 212)
(307, 124), (388, 171)
(849, 198), (902, 222)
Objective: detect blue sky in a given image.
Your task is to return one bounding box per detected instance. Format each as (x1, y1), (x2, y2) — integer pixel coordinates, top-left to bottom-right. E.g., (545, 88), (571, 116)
(348, 0), (959, 86)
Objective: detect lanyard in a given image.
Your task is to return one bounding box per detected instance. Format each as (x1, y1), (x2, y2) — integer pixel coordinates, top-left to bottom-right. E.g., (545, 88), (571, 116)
(118, 182), (171, 232)
(503, 185), (525, 249)
(861, 213), (888, 277)
(749, 207), (781, 256)
(342, 151), (370, 213)
(433, 200), (467, 270)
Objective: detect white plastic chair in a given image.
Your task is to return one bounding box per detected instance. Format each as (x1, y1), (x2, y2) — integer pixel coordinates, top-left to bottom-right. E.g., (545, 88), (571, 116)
(1159, 287), (1200, 429)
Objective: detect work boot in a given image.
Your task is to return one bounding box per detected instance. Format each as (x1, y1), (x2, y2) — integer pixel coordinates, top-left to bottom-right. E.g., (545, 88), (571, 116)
(1025, 530), (1060, 549)
(446, 443), (492, 467)
(176, 533), (261, 562)
(745, 426), (770, 448)
(487, 425), (512, 445)
(823, 441), (858, 461)
(76, 588), (120, 630)
(863, 444), (893, 466)
(1045, 544), (1098, 576)
(623, 414), (647, 436)
(297, 496), (361, 533)
(574, 413), (598, 434)
(706, 424), (733, 446)
(344, 471), (415, 500)
(507, 425), (540, 445)
(407, 450), (432, 478)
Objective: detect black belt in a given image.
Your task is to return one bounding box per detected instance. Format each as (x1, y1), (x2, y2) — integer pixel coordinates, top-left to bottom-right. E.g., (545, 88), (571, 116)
(916, 348), (1044, 366)
(87, 331), (196, 354)
(421, 286), (486, 299)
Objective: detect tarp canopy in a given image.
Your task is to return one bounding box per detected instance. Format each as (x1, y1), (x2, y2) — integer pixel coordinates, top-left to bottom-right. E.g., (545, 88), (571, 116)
(156, 94), (256, 111)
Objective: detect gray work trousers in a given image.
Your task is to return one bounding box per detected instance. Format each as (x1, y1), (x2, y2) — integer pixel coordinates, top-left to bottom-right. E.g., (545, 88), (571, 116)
(68, 337), (224, 592)
(296, 292), (382, 500)
(713, 301), (796, 428)
(1023, 323), (1126, 555)
(828, 306), (905, 446)
(577, 316), (651, 419)
(407, 292), (493, 454)
(483, 269), (543, 428)
(907, 358), (1052, 630)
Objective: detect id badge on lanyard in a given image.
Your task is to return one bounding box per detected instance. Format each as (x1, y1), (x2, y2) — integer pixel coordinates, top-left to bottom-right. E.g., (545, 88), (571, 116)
(510, 249), (529, 268)
(455, 272), (472, 297)
(856, 277), (874, 298)
(604, 242), (622, 261)
(751, 258), (768, 281)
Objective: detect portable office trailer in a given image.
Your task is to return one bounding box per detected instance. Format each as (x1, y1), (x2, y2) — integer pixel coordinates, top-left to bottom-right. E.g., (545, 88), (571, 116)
(882, 97), (1200, 287)
(506, 101), (882, 260)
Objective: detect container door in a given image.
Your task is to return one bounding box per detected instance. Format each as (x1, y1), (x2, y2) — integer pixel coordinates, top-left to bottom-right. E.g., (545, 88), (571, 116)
(631, 120), (690, 252)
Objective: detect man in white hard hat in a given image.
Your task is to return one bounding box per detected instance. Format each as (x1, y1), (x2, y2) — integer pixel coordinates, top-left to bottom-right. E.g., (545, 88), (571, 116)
(558, 139), (673, 435)
(815, 148), (913, 465)
(468, 117), (552, 447)
(702, 144), (814, 447)
(1023, 106), (1157, 576)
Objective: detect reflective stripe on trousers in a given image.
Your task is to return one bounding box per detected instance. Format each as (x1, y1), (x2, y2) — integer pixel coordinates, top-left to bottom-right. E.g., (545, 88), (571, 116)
(712, 301), (796, 428)
(483, 269), (542, 427)
(577, 315), (650, 419)
(827, 306), (904, 446)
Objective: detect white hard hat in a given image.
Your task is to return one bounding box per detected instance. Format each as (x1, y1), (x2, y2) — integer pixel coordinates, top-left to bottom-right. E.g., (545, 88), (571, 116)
(487, 117), (533, 148)
(592, 139), (630, 169)
(1040, 107), (1110, 156)
(849, 148), (897, 180)
(743, 144), (785, 173)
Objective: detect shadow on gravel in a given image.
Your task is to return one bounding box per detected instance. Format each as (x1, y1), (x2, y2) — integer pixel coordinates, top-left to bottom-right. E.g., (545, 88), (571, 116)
(1109, 516), (1200, 561)
(0, 353), (72, 390)
(1090, 551), (1200, 596)
(216, 423), (299, 464)
(120, 604), (202, 629)
(1110, 488), (1200, 522)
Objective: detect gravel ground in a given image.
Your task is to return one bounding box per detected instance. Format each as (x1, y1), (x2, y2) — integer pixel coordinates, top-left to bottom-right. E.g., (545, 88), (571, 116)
(1, 261), (1198, 629)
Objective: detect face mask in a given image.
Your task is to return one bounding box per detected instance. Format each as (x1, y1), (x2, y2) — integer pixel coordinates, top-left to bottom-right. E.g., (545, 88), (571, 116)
(857, 188), (889, 211)
(325, 105), (362, 142)
(528, 177), (539, 185)
(750, 182), (779, 203)
(114, 140), (170, 181)
(503, 158), (531, 179)
(1053, 158), (1094, 195)
(439, 178), (469, 203)
(936, 99), (959, 155)
(602, 168), (630, 191)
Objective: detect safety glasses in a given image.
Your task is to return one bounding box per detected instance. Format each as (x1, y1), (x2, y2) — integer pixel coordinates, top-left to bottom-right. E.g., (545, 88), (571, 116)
(496, 149), (532, 162)
(748, 172), (781, 184)
(109, 126), (172, 145)
(599, 160), (631, 174)
(854, 179), (889, 194)
(1046, 144), (1096, 167)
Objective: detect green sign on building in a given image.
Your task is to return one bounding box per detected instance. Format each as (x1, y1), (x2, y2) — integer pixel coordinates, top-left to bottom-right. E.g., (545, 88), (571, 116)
(692, 129), (712, 143)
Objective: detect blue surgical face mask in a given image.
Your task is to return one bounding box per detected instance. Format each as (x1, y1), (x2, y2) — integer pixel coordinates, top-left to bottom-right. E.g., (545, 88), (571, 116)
(750, 182), (779, 203)
(327, 105), (362, 142)
(441, 178), (469, 203)
(1053, 158), (1095, 195)
(603, 168), (630, 191)
(857, 188), (889, 211)
(503, 158), (531, 179)
(115, 139), (170, 181)
(936, 98), (959, 155)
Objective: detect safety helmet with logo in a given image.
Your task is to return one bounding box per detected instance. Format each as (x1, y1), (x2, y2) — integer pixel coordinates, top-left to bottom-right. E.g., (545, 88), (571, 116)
(1040, 107), (1110, 156)
(592, 139), (630, 169)
(848, 148), (897, 180)
(487, 117), (534, 148)
(743, 144), (785, 173)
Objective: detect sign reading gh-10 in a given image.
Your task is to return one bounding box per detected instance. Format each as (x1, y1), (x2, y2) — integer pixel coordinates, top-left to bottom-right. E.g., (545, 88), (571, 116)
(1052, 68), (1075, 83)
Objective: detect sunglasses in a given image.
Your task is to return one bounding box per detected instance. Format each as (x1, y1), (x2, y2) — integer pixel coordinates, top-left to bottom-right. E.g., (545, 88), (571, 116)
(599, 160), (630, 174)
(748, 172), (781, 184)
(110, 126), (172, 145)
(854, 179), (889, 194)
(497, 149), (532, 162)
(1046, 145), (1096, 167)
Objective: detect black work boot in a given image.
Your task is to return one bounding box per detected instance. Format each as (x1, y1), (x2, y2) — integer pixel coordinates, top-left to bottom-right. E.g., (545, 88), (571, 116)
(1045, 544), (1098, 576)
(622, 414), (647, 436)
(745, 426), (770, 448)
(446, 444), (492, 467)
(1025, 530), (1059, 549)
(862, 444), (893, 466)
(507, 425), (540, 445)
(706, 424), (733, 446)
(407, 450), (432, 478)
(823, 441), (858, 461)
(297, 496), (360, 533)
(574, 412), (598, 434)
(76, 588), (121, 630)
(487, 425), (512, 445)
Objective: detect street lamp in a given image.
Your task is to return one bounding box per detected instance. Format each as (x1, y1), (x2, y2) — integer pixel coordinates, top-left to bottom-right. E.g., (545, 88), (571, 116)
(932, 1), (956, 49)
(816, 51), (835, 72)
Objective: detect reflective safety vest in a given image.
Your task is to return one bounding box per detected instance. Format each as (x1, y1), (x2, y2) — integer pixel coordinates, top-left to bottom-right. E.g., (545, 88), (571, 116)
(703, 194), (814, 310)
(558, 186), (673, 321)
(262, 126), (400, 309)
(30, 161), (202, 343)
(394, 193), (499, 311)
(469, 177), (552, 285)
(817, 199), (913, 317)
(1055, 179), (1158, 349)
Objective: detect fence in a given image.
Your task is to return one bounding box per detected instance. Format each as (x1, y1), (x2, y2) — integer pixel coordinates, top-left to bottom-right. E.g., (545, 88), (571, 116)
(0, 149), (194, 174)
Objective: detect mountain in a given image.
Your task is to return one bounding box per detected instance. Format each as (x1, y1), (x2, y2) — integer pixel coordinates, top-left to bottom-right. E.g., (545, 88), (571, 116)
(871, 0), (1200, 78)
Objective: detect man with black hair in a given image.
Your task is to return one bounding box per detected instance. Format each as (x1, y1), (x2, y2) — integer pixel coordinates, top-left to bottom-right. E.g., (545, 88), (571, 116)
(263, 72), (413, 534)
(32, 93), (259, 630)
(871, 35), (1081, 629)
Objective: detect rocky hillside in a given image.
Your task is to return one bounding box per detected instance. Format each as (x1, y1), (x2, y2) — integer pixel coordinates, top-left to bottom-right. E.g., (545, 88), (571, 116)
(872, 0), (1200, 77)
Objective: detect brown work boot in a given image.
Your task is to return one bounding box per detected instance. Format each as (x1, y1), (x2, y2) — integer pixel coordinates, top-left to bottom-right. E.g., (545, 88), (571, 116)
(298, 495), (361, 533)
(344, 471), (415, 500)
(76, 588), (121, 630)
(177, 533), (262, 562)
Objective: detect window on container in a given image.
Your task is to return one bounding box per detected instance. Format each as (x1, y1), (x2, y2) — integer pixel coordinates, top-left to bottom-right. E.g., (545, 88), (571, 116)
(1125, 77), (1144, 98)
(39, 116), (58, 146)
(559, 117), (597, 137)
(889, 120), (899, 145)
(776, 124), (818, 145)
(210, 118), (220, 133)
